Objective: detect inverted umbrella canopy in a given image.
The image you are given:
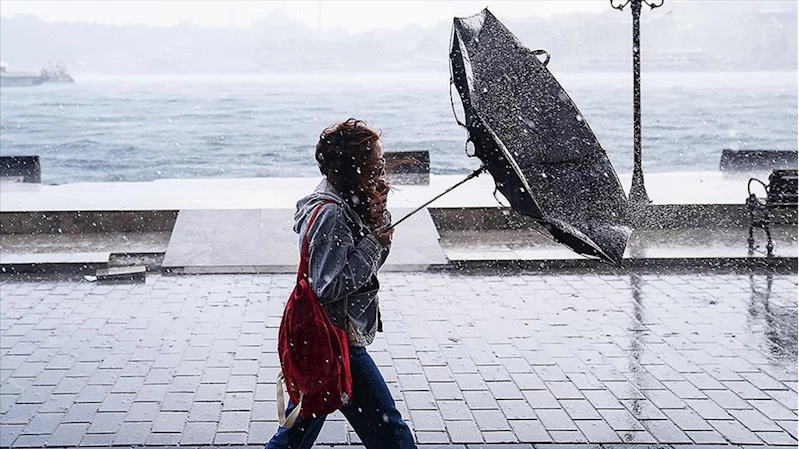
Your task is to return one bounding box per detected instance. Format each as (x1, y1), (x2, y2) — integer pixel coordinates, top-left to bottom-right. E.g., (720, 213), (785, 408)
(450, 8), (632, 265)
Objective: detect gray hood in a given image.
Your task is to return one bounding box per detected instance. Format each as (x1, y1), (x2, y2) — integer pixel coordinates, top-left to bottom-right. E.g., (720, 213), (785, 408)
(293, 179), (360, 234)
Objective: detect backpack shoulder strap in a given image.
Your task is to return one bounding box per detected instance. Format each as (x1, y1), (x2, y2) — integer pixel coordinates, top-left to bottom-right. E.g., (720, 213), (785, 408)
(298, 200), (335, 280)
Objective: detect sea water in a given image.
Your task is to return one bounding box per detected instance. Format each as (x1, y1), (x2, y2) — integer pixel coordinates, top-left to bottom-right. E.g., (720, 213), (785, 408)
(0, 71), (795, 185)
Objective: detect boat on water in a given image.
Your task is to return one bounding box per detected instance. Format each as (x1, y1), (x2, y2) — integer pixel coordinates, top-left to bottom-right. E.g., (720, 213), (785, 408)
(40, 62), (75, 83)
(0, 61), (75, 87)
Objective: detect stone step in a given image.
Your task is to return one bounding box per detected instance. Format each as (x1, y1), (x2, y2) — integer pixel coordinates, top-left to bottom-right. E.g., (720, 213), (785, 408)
(162, 208), (447, 274)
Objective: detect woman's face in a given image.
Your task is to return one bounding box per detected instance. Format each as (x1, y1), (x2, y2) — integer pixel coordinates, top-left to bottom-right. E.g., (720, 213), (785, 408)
(364, 140), (386, 186)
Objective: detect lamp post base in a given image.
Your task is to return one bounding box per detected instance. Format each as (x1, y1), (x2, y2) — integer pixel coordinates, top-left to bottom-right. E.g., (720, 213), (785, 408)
(628, 174), (651, 225)
(628, 181), (651, 206)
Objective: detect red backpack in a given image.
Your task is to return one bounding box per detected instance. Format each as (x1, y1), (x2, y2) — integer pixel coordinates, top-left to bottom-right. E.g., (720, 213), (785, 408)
(276, 201), (352, 426)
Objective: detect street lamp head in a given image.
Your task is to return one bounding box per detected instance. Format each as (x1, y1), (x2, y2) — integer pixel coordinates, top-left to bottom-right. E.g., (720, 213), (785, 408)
(609, 0), (632, 11)
(610, 0), (664, 11)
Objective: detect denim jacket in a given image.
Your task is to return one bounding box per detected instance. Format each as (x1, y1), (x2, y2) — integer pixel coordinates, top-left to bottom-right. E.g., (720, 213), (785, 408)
(293, 179), (390, 347)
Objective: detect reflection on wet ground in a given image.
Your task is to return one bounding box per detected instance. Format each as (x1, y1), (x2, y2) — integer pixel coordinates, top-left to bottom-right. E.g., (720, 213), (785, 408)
(0, 271), (796, 446)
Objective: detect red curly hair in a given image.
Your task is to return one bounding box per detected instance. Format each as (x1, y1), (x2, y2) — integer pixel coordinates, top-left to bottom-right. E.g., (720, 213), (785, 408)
(315, 118), (390, 228)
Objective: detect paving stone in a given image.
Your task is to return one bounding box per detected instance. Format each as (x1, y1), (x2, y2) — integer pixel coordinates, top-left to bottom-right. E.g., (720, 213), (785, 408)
(86, 411), (126, 434)
(575, 419), (622, 443)
(710, 419), (765, 444)
(125, 401), (160, 422)
(33, 368), (68, 386)
(642, 388), (687, 409)
(509, 373), (546, 390)
(597, 409), (645, 431)
(748, 399), (797, 421)
(212, 431), (248, 444)
(62, 402), (99, 424)
(80, 433), (116, 447)
(663, 408), (714, 431)
(729, 408), (784, 431)
(464, 390), (499, 410)
(188, 401), (223, 422)
(195, 383), (226, 402)
(404, 390), (437, 410)
(222, 391), (255, 411)
(640, 419), (692, 444)
(218, 410), (251, 433)
(410, 410), (446, 431)
(49, 423), (88, 446)
(537, 409), (579, 431)
(548, 429), (588, 443)
(509, 419), (551, 443)
(399, 374), (430, 391)
(1, 403), (40, 425)
(181, 421), (217, 445)
(605, 381), (645, 400)
(487, 382), (524, 400)
(620, 399), (668, 420)
(546, 382), (584, 400)
(478, 365), (513, 382)
(448, 358), (479, 374)
(21, 412), (63, 435)
(723, 380), (772, 400)
(249, 420), (276, 444)
(454, 373), (489, 391)
(12, 434), (53, 447)
(87, 368), (120, 386)
(152, 411), (188, 433)
(767, 389), (799, 411)
(755, 430), (799, 445)
(582, 389), (625, 409)
(315, 420), (347, 444)
(38, 393), (75, 413)
(523, 389), (561, 409)
(684, 430), (728, 444)
(560, 399), (601, 420)
(431, 381), (464, 400)
(497, 399), (535, 420)
(161, 392), (194, 412)
(472, 409), (511, 431)
(145, 431), (183, 445)
(0, 424), (24, 448)
(74, 384), (111, 404)
(113, 421), (152, 445)
(134, 383), (169, 402)
(438, 400), (473, 420)
(481, 431), (520, 443)
(445, 420), (483, 444)
(97, 392), (135, 412)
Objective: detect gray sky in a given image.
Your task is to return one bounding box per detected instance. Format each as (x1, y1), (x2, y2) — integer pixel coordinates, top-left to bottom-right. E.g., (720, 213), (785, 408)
(0, 1), (608, 32)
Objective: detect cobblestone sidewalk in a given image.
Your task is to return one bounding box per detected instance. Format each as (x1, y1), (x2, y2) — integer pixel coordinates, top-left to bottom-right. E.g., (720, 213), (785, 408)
(1, 272), (796, 447)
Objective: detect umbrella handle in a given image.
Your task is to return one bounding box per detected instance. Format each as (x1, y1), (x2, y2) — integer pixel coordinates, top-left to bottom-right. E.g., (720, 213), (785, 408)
(385, 166), (487, 231)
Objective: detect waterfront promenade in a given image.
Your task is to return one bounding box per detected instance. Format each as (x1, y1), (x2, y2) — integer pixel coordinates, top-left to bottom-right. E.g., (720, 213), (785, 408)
(1, 271), (796, 447)
(1, 169), (797, 447)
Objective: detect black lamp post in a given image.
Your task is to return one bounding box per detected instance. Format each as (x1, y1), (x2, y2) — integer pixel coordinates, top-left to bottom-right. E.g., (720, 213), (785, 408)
(610, 0), (664, 209)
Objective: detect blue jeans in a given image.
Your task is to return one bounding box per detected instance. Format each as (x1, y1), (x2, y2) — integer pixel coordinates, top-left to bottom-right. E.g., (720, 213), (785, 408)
(265, 346), (416, 449)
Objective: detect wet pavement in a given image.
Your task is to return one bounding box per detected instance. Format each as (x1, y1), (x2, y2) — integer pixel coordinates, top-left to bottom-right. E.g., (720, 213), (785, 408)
(0, 271), (796, 447)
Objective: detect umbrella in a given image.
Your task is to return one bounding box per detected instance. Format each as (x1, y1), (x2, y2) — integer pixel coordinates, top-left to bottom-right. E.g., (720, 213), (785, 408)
(447, 8), (632, 265)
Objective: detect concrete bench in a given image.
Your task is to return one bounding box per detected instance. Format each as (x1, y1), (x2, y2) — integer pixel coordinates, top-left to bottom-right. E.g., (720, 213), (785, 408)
(0, 156), (40, 183)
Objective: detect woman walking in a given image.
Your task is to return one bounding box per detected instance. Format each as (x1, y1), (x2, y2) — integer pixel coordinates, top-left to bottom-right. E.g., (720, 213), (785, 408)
(266, 118), (416, 449)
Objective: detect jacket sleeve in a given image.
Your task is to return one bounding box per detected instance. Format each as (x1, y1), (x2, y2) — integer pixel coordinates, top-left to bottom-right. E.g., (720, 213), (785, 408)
(306, 203), (383, 304)
(377, 209), (392, 268)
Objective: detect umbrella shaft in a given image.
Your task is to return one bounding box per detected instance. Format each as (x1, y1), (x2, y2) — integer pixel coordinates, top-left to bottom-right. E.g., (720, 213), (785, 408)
(387, 166), (486, 230)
